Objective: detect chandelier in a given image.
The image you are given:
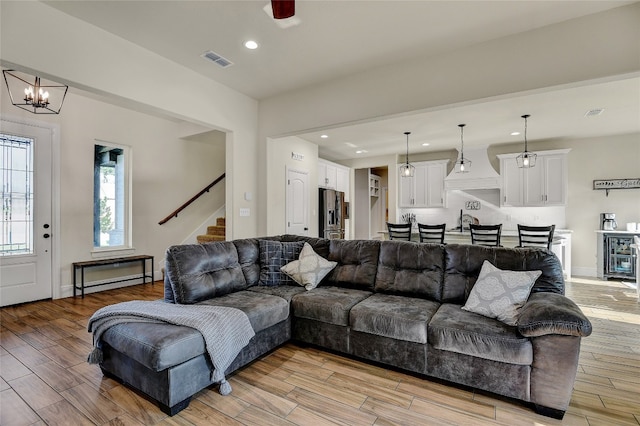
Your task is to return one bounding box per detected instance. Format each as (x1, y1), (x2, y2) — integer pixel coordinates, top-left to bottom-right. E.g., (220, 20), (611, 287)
(3, 70), (68, 114)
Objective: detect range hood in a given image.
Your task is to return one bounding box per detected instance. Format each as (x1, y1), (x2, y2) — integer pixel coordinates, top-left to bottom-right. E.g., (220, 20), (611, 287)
(444, 147), (501, 190)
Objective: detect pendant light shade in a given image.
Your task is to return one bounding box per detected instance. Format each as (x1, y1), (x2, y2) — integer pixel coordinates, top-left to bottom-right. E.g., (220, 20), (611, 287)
(399, 131), (415, 178)
(516, 114), (537, 168)
(454, 124), (471, 173)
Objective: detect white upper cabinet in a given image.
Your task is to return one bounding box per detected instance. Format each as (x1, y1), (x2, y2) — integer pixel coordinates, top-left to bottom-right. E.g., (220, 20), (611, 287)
(318, 158), (350, 200)
(318, 160), (337, 189)
(498, 149), (570, 207)
(398, 160), (448, 208)
(336, 167), (349, 194)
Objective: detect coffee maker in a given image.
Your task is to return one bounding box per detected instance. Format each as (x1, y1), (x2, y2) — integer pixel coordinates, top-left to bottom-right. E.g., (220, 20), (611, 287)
(601, 213), (617, 230)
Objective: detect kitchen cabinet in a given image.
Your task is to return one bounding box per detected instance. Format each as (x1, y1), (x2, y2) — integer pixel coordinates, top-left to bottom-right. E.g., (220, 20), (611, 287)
(498, 149), (569, 207)
(318, 160), (337, 189)
(319, 159), (349, 194)
(398, 160), (448, 208)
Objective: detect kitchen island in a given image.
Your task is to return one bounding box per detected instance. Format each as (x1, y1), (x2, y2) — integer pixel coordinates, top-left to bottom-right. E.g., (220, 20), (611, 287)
(379, 229), (572, 278)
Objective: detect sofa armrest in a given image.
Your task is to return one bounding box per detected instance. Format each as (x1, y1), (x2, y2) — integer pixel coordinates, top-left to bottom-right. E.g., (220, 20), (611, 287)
(518, 293), (592, 337)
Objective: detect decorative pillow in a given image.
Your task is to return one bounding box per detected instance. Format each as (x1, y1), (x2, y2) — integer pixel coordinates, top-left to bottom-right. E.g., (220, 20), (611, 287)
(258, 240), (305, 286)
(280, 242), (337, 290)
(462, 260), (541, 326)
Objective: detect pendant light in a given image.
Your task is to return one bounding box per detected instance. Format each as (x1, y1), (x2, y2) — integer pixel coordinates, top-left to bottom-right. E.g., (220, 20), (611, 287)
(399, 131), (415, 178)
(454, 124), (470, 173)
(516, 114), (537, 168)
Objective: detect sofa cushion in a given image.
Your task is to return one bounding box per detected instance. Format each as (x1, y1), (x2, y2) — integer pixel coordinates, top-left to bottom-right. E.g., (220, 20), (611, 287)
(165, 242), (247, 304)
(350, 293), (440, 344)
(374, 241), (445, 301)
(233, 238), (261, 286)
(325, 239), (380, 291)
(291, 286), (372, 326)
(462, 260), (541, 326)
(428, 304), (533, 365)
(443, 244), (564, 304)
(281, 242), (337, 290)
(258, 240), (305, 286)
(198, 290), (289, 333)
(102, 322), (205, 372)
(247, 284), (307, 302)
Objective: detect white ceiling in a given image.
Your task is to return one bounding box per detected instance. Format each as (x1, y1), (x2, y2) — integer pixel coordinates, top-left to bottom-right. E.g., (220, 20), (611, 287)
(44, 1), (639, 161)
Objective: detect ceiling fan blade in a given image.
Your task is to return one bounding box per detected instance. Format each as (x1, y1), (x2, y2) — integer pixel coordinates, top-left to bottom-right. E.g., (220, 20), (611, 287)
(271, 0), (295, 19)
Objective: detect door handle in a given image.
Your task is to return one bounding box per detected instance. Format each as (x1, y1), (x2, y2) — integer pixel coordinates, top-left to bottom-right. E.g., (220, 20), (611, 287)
(304, 227), (308, 231)
(43, 233), (50, 239)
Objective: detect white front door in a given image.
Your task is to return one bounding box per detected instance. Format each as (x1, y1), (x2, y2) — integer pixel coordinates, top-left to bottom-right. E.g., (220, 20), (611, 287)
(1, 118), (53, 306)
(286, 167), (309, 236)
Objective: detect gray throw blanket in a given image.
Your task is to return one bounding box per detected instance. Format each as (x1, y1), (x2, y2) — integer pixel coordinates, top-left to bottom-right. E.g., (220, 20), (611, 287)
(87, 300), (255, 395)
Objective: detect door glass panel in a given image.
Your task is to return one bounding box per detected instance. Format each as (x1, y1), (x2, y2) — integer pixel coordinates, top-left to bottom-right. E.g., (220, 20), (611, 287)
(1, 134), (34, 256)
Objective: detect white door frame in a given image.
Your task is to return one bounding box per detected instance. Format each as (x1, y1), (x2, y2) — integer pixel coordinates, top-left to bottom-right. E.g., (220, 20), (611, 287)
(1, 115), (60, 301)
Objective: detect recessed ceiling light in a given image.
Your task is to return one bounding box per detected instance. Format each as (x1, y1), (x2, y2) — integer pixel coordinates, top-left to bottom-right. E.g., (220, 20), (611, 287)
(356, 150), (368, 154)
(585, 108), (604, 116)
(422, 143), (430, 146)
(244, 40), (259, 50)
(511, 131), (520, 136)
(320, 134), (328, 139)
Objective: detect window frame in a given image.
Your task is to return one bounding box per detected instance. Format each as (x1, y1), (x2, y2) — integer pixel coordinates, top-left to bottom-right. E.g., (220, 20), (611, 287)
(92, 140), (132, 254)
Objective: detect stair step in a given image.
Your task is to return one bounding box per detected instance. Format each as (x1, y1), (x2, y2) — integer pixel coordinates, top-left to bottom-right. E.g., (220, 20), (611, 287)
(216, 217), (226, 227)
(197, 234), (226, 243)
(206, 225), (226, 236)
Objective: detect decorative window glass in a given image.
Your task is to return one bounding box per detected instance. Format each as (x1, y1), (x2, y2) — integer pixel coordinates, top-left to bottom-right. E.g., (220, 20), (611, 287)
(93, 142), (131, 249)
(1, 134), (34, 256)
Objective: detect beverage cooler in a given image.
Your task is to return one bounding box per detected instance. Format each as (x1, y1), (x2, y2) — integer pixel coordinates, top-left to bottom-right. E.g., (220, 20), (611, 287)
(603, 234), (637, 280)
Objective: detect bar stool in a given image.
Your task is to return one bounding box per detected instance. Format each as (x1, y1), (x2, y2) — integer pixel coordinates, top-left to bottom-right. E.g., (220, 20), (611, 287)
(517, 224), (555, 249)
(469, 224), (502, 247)
(386, 222), (412, 241)
(417, 223), (446, 244)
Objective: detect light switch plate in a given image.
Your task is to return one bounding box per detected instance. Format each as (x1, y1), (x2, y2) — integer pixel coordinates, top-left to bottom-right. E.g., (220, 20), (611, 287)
(240, 208), (250, 217)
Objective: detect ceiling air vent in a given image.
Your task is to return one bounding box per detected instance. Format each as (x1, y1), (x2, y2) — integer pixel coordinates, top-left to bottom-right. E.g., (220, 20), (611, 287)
(201, 50), (234, 68)
(585, 108), (604, 117)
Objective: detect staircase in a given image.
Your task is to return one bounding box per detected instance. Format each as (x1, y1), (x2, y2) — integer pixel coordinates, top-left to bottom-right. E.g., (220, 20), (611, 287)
(196, 217), (226, 243)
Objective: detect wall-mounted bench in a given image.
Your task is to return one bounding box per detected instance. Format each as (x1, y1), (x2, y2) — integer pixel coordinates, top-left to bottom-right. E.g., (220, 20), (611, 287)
(73, 255), (154, 298)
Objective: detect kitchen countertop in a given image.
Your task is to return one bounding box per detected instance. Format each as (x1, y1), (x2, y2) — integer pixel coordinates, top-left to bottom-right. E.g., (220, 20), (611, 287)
(595, 230), (640, 234)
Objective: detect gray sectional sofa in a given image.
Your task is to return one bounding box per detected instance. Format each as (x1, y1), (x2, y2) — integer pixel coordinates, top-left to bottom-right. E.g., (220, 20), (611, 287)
(94, 235), (592, 419)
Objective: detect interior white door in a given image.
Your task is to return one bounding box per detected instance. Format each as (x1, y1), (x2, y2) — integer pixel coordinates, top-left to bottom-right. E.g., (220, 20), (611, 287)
(286, 167), (309, 236)
(1, 118), (53, 306)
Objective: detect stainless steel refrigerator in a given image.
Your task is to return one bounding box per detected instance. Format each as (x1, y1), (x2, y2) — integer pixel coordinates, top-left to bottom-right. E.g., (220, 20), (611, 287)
(319, 188), (345, 239)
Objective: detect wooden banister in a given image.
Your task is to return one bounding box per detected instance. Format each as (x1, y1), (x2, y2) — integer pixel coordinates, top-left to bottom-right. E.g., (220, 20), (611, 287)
(158, 173), (225, 225)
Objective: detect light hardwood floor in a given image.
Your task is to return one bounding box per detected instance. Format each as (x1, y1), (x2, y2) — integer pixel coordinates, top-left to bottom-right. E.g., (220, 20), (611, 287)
(1, 277), (639, 425)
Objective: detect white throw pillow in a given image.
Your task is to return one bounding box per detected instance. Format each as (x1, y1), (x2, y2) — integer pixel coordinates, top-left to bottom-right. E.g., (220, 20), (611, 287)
(280, 242), (337, 290)
(462, 260), (542, 326)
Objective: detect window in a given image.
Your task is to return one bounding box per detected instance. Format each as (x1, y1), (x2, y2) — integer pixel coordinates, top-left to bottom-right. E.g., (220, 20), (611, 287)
(1, 133), (34, 256)
(93, 142), (131, 249)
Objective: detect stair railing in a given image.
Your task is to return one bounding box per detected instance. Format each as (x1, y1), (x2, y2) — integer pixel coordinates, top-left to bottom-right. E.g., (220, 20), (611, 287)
(158, 173), (225, 225)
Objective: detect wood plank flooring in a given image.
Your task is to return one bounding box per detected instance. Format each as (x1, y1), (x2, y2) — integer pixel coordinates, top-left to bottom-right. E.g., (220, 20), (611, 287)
(1, 277), (639, 425)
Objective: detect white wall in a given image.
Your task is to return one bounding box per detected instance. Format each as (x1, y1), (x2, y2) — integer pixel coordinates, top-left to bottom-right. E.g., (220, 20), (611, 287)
(1, 85), (226, 297)
(266, 136), (319, 237)
(0, 0), (259, 240)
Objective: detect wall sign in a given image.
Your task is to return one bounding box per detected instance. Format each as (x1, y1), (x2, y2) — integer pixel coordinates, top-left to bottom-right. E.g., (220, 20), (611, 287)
(465, 201), (481, 210)
(593, 178), (640, 196)
(291, 152), (304, 161)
